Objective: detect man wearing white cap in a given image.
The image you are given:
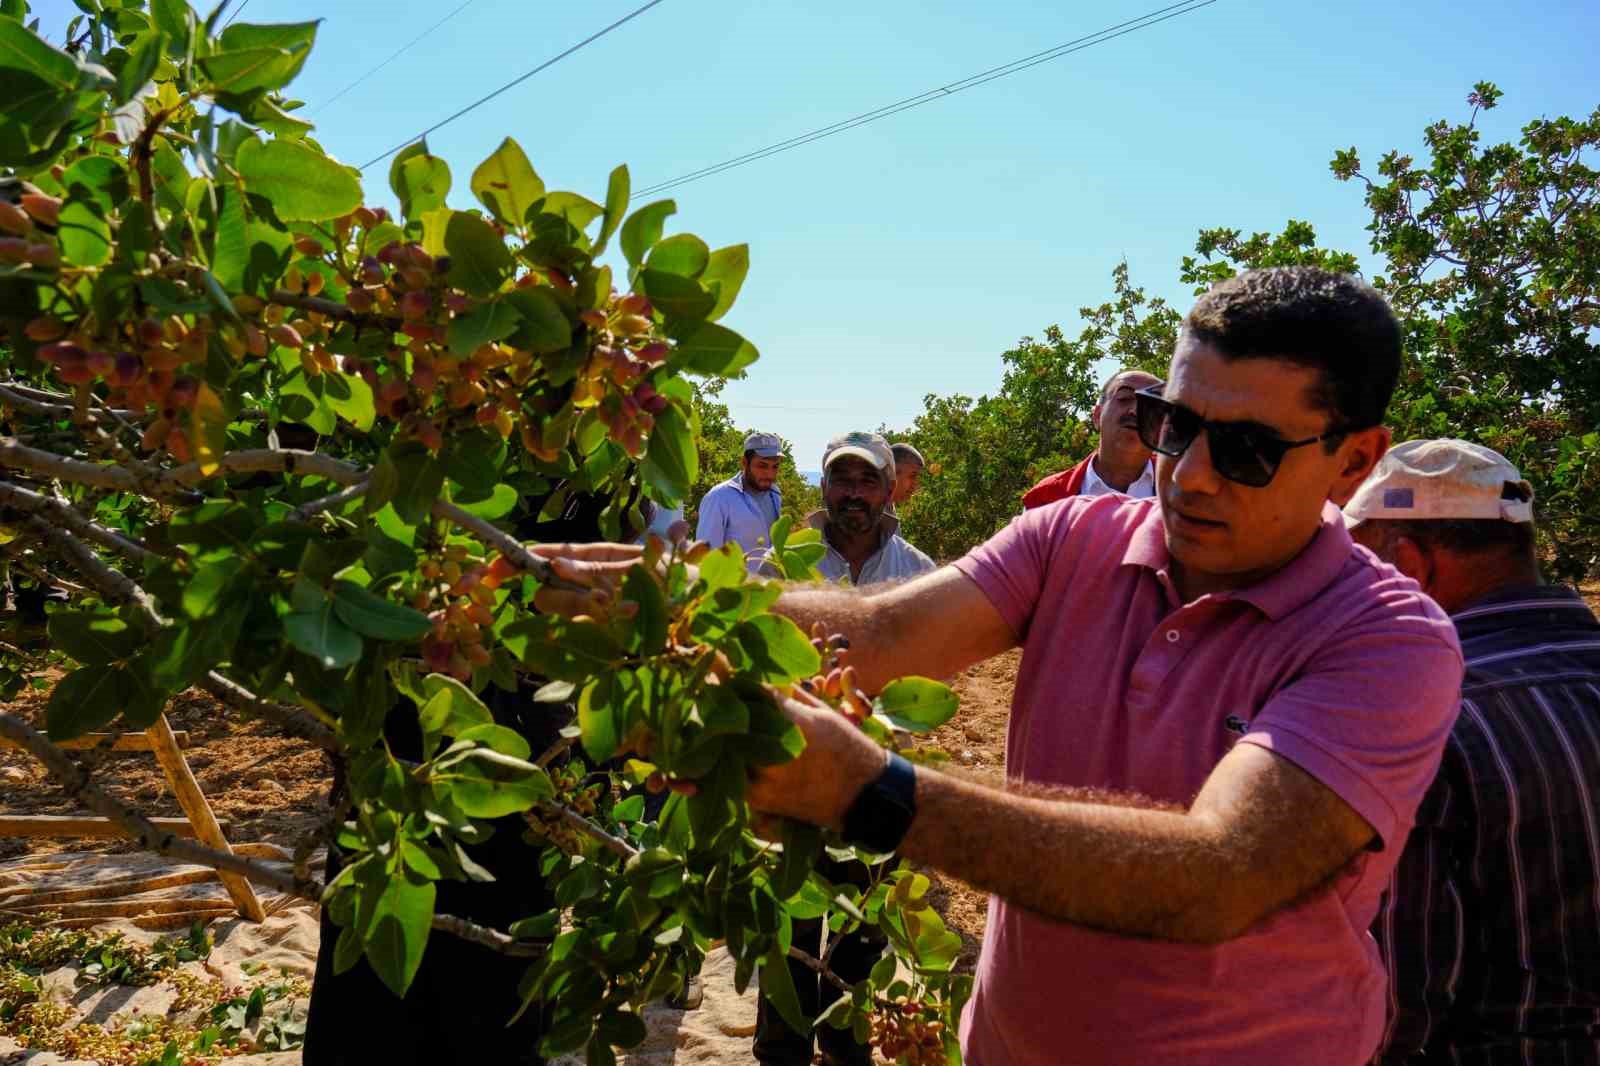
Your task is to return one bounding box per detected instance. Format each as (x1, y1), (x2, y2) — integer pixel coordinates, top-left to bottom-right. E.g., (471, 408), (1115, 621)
(800, 432), (933, 586)
(695, 431), (785, 572)
(1344, 439), (1600, 1062)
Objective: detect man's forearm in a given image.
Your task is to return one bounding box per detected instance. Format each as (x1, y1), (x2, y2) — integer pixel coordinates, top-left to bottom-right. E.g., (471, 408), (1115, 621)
(773, 568), (1015, 692)
(900, 767), (1258, 944)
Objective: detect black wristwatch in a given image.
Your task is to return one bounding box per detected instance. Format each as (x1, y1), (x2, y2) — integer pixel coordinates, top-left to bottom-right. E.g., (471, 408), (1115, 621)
(840, 752), (917, 853)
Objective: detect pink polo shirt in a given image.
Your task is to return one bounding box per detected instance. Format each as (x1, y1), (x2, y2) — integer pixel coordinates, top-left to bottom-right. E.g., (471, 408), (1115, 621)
(950, 495), (1462, 1066)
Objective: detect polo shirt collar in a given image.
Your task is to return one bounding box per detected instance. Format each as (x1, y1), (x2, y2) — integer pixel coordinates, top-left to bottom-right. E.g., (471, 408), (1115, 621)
(1120, 499), (1355, 620)
(1450, 583), (1598, 640)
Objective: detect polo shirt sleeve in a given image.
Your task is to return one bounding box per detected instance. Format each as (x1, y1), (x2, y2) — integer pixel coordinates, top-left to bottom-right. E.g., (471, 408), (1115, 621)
(950, 501), (1078, 640)
(1237, 616), (1463, 850)
(695, 488), (727, 548)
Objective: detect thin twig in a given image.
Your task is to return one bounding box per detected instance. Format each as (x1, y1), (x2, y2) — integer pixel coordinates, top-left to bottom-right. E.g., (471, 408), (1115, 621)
(270, 289), (400, 328)
(291, 478), (369, 521)
(23, 515), (164, 621)
(0, 479), (156, 563)
(788, 944), (854, 996)
(541, 802), (639, 860)
(534, 734), (575, 768)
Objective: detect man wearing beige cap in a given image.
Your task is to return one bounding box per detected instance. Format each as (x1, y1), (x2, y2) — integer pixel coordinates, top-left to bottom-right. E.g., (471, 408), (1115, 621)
(1344, 439), (1600, 1062)
(784, 432), (934, 586)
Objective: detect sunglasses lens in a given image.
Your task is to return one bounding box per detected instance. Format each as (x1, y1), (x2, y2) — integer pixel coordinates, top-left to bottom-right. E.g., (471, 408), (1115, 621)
(1208, 427), (1280, 488)
(1135, 393), (1189, 456)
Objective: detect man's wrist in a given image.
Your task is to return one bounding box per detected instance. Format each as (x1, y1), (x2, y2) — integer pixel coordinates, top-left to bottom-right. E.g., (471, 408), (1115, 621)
(839, 749), (917, 852)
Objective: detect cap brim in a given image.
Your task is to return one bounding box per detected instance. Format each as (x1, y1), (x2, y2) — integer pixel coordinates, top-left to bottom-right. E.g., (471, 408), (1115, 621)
(824, 446), (889, 471)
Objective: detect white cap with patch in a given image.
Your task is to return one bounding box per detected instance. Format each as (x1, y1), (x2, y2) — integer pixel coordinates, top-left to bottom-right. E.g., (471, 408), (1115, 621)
(1343, 438), (1534, 528)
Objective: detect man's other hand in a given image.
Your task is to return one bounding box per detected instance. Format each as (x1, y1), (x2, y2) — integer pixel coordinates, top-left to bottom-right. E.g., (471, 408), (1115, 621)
(530, 542), (644, 617)
(747, 687), (889, 832)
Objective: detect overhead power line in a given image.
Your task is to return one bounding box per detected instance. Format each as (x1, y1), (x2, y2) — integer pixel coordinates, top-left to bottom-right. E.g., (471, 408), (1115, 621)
(358, 0), (668, 171)
(313, 0), (481, 115)
(632, 0), (1217, 199)
(220, 0), (250, 29)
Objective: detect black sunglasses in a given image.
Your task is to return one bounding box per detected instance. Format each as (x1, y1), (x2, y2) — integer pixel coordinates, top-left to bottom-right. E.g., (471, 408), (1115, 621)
(1133, 386), (1349, 488)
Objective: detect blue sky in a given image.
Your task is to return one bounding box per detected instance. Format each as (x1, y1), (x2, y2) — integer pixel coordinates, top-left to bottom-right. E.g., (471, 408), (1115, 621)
(31, 0), (1600, 469)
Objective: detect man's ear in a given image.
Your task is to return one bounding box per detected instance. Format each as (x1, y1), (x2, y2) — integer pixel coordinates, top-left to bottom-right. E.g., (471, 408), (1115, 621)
(1091, 401), (1105, 430)
(1389, 536), (1434, 592)
(1328, 426), (1391, 507)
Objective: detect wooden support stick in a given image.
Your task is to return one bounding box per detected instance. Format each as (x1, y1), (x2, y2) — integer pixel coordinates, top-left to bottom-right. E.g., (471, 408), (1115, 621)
(0, 731), (189, 753)
(143, 714), (265, 922)
(0, 815), (220, 838)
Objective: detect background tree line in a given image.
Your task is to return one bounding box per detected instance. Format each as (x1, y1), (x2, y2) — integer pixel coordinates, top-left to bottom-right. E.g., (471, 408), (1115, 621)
(886, 84), (1599, 580)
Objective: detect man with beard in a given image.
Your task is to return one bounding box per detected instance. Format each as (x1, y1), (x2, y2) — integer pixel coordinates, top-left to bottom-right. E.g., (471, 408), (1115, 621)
(1022, 368), (1163, 508)
(695, 431), (785, 572)
(794, 432), (934, 585)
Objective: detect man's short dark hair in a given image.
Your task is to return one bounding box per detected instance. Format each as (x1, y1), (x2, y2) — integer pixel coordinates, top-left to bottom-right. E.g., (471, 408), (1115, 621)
(1366, 517), (1537, 566)
(890, 442), (924, 469)
(1184, 267), (1401, 438)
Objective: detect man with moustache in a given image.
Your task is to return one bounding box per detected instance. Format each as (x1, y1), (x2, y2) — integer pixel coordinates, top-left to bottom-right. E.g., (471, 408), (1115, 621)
(532, 268), (1464, 1065)
(799, 432), (935, 585)
(1022, 368), (1162, 508)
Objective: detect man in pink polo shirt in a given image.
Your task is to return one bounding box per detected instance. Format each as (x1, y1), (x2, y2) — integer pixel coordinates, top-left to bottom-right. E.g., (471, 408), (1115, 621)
(535, 268), (1464, 1064)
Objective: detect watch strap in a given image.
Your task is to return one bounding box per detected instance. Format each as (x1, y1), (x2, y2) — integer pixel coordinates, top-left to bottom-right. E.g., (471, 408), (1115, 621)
(840, 752), (917, 853)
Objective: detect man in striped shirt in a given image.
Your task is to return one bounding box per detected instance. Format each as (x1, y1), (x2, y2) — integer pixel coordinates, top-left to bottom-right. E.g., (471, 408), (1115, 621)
(1346, 439), (1600, 1063)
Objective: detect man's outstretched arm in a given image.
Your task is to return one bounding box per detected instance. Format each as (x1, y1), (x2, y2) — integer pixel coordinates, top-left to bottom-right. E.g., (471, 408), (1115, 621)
(534, 545), (1017, 693)
(748, 695), (1376, 944)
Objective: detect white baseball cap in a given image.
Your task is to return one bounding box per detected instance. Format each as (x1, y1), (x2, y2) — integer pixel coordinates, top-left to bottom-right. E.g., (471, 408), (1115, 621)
(1343, 439), (1534, 528)
(821, 432), (896, 483)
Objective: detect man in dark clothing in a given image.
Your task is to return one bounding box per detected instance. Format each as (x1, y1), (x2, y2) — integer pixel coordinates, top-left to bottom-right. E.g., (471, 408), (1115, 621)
(1347, 439), (1600, 1063)
(304, 488), (634, 1066)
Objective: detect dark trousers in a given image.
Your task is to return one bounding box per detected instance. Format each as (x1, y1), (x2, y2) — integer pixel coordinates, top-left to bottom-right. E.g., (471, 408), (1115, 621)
(753, 857), (885, 1066)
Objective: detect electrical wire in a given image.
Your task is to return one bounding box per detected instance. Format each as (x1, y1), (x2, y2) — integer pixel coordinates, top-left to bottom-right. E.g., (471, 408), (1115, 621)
(632, 0), (1217, 199)
(357, 0), (668, 171)
(220, 0), (250, 29)
(313, 0), (481, 114)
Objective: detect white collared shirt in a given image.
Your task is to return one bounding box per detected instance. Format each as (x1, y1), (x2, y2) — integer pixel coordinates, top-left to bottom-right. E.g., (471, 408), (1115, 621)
(761, 510), (935, 586)
(1081, 457), (1156, 499)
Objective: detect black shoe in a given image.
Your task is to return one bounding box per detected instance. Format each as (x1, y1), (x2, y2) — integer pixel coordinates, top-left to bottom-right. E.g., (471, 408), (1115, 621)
(666, 974), (703, 1010)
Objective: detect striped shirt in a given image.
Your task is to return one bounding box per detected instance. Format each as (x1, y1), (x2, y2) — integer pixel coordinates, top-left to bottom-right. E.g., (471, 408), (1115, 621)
(1375, 584), (1600, 1064)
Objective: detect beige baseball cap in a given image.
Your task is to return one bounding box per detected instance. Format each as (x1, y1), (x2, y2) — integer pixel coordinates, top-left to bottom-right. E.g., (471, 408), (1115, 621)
(1343, 439), (1534, 528)
(821, 432), (896, 483)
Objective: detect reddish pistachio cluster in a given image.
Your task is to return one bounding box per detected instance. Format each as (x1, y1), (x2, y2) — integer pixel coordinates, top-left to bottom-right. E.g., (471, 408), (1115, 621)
(799, 622), (869, 722)
(13, 199), (676, 468)
(0, 194), (61, 267)
(870, 998), (948, 1065)
(412, 546), (521, 681)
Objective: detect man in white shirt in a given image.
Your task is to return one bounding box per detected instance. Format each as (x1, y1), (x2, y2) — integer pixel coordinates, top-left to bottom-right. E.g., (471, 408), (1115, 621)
(784, 432), (934, 586)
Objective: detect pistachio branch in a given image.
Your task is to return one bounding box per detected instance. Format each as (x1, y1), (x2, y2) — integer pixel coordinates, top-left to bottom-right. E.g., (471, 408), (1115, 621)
(0, 478), (156, 563)
(0, 710), (540, 956)
(291, 478), (370, 521)
(18, 515), (341, 753)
